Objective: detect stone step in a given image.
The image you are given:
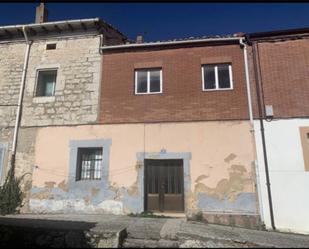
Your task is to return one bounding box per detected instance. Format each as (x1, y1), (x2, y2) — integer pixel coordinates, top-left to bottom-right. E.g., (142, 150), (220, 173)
(123, 238), (180, 248)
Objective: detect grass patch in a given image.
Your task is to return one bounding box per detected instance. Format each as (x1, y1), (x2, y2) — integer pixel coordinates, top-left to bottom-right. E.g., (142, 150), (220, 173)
(128, 211), (174, 219)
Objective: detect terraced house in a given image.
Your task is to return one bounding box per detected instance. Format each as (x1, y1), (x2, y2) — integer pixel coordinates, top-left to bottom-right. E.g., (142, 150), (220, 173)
(30, 33), (260, 227)
(246, 28), (309, 234)
(1, 4), (309, 235)
(0, 5), (126, 213)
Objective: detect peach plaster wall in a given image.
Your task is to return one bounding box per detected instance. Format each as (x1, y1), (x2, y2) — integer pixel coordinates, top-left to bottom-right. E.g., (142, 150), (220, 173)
(30, 120), (258, 215)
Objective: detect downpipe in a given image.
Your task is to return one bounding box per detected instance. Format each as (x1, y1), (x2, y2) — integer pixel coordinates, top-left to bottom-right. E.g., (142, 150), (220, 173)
(251, 41), (276, 231)
(10, 26), (32, 170)
(239, 38), (268, 228)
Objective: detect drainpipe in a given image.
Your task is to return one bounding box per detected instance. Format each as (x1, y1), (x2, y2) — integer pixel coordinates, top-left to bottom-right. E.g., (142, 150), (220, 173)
(239, 38), (253, 125)
(251, 40), (276, 231)
(11, 26), (32, 169)
(239, 38), (267, 227)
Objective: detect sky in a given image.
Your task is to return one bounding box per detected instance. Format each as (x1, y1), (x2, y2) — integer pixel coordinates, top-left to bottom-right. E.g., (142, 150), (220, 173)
(0, 3), (309, 41)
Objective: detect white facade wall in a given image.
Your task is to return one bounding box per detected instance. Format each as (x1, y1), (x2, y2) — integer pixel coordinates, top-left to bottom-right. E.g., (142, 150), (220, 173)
(254, 118), (309, 234)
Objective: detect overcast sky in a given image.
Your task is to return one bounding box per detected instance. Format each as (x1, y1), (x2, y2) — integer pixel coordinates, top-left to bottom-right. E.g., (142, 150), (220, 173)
(1, 3), (309, 41)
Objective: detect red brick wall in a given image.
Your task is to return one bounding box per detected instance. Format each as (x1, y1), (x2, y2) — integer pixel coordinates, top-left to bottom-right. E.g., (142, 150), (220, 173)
(254, 38), (309, 118)
(100, 43), (251, 123)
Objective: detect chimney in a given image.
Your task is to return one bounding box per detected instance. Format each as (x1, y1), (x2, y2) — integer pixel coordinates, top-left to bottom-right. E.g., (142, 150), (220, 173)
(35, 3), (48, 23)
(136, 35), (143, 44)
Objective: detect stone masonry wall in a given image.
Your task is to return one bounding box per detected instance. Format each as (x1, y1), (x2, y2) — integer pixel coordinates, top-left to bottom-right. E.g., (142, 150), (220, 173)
(0, 36), (102, 156)
(0, 35), (102, 212)
(0, 42), (25, 127)
(21, 35), (102, 127)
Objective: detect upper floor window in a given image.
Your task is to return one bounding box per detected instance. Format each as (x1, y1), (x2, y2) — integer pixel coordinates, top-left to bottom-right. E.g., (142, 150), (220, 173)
(135, 68), (162, 94)
(202, 64), (233, 91)
(35, 69), (57, 97)
(76, 147), (103, 181)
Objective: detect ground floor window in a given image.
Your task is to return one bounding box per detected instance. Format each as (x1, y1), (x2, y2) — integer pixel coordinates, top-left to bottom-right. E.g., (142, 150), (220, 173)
(76, 148), (103, 181)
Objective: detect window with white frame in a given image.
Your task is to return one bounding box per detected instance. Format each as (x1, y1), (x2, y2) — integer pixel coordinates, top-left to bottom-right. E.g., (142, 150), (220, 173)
(76, 147), (103, 181)
(135, 68), (162, 94)
(35, 69), (57, 97)
(202, 64), (233, 91)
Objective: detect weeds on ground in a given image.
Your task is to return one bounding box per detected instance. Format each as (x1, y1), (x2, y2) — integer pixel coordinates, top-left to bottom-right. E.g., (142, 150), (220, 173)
(128, 211), (173, 219)
(0, 167), (24, 215)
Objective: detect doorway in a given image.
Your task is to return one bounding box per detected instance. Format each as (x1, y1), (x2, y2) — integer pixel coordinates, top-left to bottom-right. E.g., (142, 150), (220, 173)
(144, 159), (184, 213)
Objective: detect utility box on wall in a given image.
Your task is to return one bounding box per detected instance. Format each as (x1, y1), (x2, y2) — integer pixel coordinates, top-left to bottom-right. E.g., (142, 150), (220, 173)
(265, 105), (274, 119)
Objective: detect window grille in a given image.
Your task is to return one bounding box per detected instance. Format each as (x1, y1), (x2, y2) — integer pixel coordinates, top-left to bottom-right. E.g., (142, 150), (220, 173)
(76, 148), (103, 181)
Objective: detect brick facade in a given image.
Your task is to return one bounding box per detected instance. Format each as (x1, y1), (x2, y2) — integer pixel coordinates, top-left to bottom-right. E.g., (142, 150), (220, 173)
(100, 43), (252, 123)
(250, 37), (309, 118)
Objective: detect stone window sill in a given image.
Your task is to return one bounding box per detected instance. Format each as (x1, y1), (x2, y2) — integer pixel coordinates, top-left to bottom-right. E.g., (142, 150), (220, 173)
(32, 96), (56, 104)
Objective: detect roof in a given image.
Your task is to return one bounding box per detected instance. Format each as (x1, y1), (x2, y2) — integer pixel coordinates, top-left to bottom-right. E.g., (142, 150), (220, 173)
(246, 27), (309, 41)
(0, 18), (127, 41)
(137, 33), (238, 43)
(102, 33), (243, 50)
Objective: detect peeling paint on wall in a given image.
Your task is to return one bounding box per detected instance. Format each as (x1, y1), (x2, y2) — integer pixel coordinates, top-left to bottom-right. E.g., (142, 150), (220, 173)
(28, 122), (257, 217)
(29, 156), (145, 215)
(194, 162), (256, 214)
(224, 153), (237, 163)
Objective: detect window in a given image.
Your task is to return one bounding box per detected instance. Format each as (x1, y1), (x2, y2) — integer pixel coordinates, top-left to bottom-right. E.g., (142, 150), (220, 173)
(135, 68), (162, 94)
(35, 69), (57, 97)
(202, 64), (233, 91)
(76, 148), (103, 181)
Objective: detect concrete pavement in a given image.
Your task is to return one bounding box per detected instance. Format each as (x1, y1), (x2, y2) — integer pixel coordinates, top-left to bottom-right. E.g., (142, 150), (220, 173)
(1, 214), (309, 247)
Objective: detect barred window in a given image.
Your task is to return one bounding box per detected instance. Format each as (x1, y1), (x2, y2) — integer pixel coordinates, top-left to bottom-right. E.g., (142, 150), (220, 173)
(76, 148), (103, 181)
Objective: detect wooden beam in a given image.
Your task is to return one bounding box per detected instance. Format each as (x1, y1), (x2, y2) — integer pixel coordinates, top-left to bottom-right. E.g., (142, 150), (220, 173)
(16, 28), (23, 37)
(94, 21), (107, 34)
(67, 23), (74, 32)
(28, 27), (37, 36)
(80, 22), (87, 31)
(4, 29), (12, 38)
(54, 24), (62, 33)
(41, 26), (49, 34)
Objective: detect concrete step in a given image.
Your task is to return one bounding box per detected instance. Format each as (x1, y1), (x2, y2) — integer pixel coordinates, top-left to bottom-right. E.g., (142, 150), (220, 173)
(123, 238), (180, 248)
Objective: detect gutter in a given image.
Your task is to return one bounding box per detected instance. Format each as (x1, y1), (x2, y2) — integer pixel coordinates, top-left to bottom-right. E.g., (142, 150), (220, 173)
(100, 37), (242, 50)
(250, 38), (276, 231)
(0, 18), (100, 31)
(10, 26), (32, 168)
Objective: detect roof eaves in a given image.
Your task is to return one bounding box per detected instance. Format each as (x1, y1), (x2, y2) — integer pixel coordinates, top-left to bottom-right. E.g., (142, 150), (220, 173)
(0, 18), (127, 41)
(247, 27), (309, 40)
(102, 35), (243, 50)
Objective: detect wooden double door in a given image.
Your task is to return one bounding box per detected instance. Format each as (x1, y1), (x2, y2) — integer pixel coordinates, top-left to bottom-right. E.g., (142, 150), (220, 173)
(144, 159), (184, 213)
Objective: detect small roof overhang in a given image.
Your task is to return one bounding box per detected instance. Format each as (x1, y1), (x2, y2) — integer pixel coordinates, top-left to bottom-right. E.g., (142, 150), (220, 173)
(0, 18), (126, 41)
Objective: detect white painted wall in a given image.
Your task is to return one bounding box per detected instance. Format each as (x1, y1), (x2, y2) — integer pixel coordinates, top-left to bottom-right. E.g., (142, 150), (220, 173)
(254, 119), (309, 234)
